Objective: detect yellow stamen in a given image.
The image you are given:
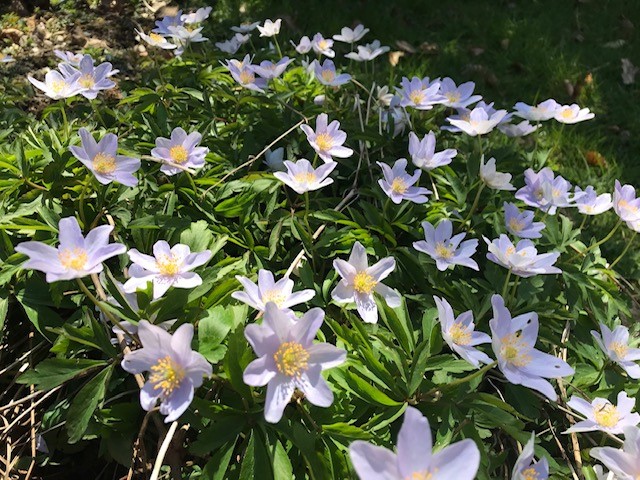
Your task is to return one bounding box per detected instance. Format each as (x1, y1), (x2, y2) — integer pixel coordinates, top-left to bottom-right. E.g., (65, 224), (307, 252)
(149, 355), (185, 395)
(262, 289), (287, 308)
(610, 341), (629, 359)
(92, 152), (117, 174)
(509, 218), (524, 232)
(560, 108), (574, 119)
(156, 254), (181, 276)
(78, 74), (95, 89)
(445, 92), (461, 104)
(293, 172), (317, 184)
(273, 341), (309, 377)
(506, 245), (516, 255)
(318, 40), (329, 50)
(321, 69), (335, 82)
(352, 271), (377, 294)
(449, 323), (471, 345)
(169, 145), (188, 164)
(520, 468), (542, 480)
(150, 33), (165, 43)
(51, 80), (66, 93)
(593, 403), (620, 428)
(618, 199), (638, 213)
(58, 248), (88, 271)
(434, 242), (453, 259)
(406, 470), (434, 480)
(390, 178), (408, 195)
(500, 333), (531, 367)
(409, 90), (425, 105)
(314, 132), (334, 151)
(239, 69), (255, 85)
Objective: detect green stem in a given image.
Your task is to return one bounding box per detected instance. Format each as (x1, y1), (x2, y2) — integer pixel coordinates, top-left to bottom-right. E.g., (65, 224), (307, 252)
(501, 270), (512, 299)
(569, 219), (622, 262)
(477, 135), (484, 158)
(60, 100), (69, 141)
(507, 276), (520, 306)
(464, 183), (485, 224)
(273, 36), (283, 59)
(423, 361), (497, 397)
(610, 231), (637, 269)
(578, 215), (587, 231)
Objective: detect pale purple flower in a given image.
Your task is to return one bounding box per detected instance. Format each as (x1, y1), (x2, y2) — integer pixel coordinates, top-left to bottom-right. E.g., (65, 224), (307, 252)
(397, 76), (443, 110)
(512, 433), (549, 480)
(313, 59), (351, 86)
(438, 77), (482, 109)
(234, 33), (250, 45)
(614, 180), (640, 222)
(54, 50), (83, 66)
(232, 269), (315, 313)
(381, 103), (411, 137)
(490, 294), (574, 401)
(504, 202), (545, 239)
(566, 392), (640, 434)
(1, 54), (15, 63)
(292, 36), (312, 54)
(121, 321), (212, 422)
(592, 465), (614, 480)
(485, 235), (561, 278)
(575, 186), (613, 215)
(300, 113), (354, 163)
(592, 323), (640, 379)
(446, 103), (509, 135)
(274, 159), (337, 194)
(479, 156), (515, 191)
(253, 57), (293, 80)
(554, 104), (595, 124)
(181, 6), (212, 24)
(331, 241), (401, 323)
(225, 55), (268, 93)
(414, 219), (479, 271)
(515, 168), (577, 215)
(344, 40), (389, 62)
(513, 99), (560, 121)
(215, 37), (241, 54)
(590, 426), (640, 479)
(377, 158), (431, 204)
(257, 19), (281, 37)
(231, 21), (260, 33)
(408, 131), (457, 171)
(434, 296), (492, 367)
(243, 303), (346, 423)
(333, 24), (369, 43)
(151, 127), (209, 176)
(349, 406), (480, 480)
(15, 216), (125, 283)
(153, 11), (184, 35)
(28, 70), (81, 100)
(137, 30), (178, 50)
(123, 241), (212, 299)
(59, 54), (116, 100)
(311, 33), (335, 58)
(264, 147), (286, 171)
(440, 107), (471, 133)
(376, 86), (394, 107)
(167, 25), (207, 49)
(70, 128), (140, 187)
(498, 120), (540, 137)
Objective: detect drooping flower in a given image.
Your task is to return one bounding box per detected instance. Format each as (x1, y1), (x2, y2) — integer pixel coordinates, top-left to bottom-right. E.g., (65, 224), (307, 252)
(136, 30), (178, 50)
(479, 156), (515, 191)
(28, 70), (82, 100)
(313, 59), (351, 86)
(349, 406), (480, 480)
(413, 219), (479, 271)
(485, 235), (561, 277)
(397, 76), (443, 110)
(231, 21), (260, 33)
(274, 159), (337, 194)
(504, 202), (545, 239)
(151, 127), (209, 176)
(300, 113), (354, 163)
(498, 120), (540, 137)
(515, 167), (577, 215)
(331, 241), (401, 323)
(70, 128), (140, 186)
(381, 101), (411, 137)
(243, 303), (346, 423)
(445, 103), (509, 135)
(54, 50), (83, 66)
(311, 33), (335, 57)
(258, 19), (282, 37)
(59, 54), (116, 100)
(554, 104), (595, 124)
(153, 11), (184, 35)
(123, 241), (212, 299)
(377, 158), (431, 204)
(613, 180), (640, 223)
(408, 131), (457, 171)
(225, 55), (268, 93)
(513, 99), (560, 121)
(592, 323), (640, 379)
(215, 37), (242, 54)
(512, 433), (549, 480)
(437, 77), (482, 109)
(232, 269), (315, 313)
(333, 24), (369, 43)
(181, 6), (212, 24)
(489, 294), (574, 401)
(565, 392), (640, 434)
(575, 186), (613, 215)
(121, 321), (212, 422)
(15, 217), (125, 283)
(434, 296), (492, 367)
(292, 36), (312, 54)
(263, 147), (286, 171)
(590, 426), (640, 479)
(253, 57), (293, 80)
(344, 40), (389, 61)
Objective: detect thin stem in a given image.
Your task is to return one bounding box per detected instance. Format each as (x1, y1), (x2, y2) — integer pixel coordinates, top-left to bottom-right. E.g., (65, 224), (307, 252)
(59, 99), (69, 141)
(501, 270), (512, 299)
(428, 171), (439, 200)
(507, 276), (520, 306)
(610, 231), (637, 269)
(150, 421), (179, 480)
(273, 36), (283, 59)
(578, 215), (587, 231)
(476, 135), (484, 157)
(464, 183), (485, 224)
(569, 219), (622, 262)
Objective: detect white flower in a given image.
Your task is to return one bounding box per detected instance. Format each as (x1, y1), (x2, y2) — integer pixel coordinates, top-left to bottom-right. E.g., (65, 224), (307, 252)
(344, 40), (389, 61)
(181, 6), (212, 24)
(232, 269), (315, 312)
(437, 78), (482, 109)
(513, 99), (560, 121)
(446, 104), (509, 136)
(292, 36), (312, 54)
(331, 242), (401, 323)
(554, 104), (595, 124)
(479, 156), (515, 191)
(136, 30), (178, 50)
(575, 186), (613, 215)
(333, 24), (369, 43)
(231, 21), (260, 33)
(257, 19), (281, 37)
(311, 33), (335, 58)
(498, 120), (539, 137)
(215, 37), (241, 54)
(408, 131), (457, 171)
(28, 70), (82, 100)
(274, 159), (337, 194)
(566, 392), (640, 435)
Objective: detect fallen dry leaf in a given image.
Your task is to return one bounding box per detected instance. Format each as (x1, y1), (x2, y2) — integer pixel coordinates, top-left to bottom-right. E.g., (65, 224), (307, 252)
(621, 58), (639, 85)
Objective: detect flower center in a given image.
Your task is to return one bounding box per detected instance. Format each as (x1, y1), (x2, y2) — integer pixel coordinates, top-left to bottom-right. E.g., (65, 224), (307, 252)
(293, 172), (317, 184)
(318, 39), (329, 50)
(609, 341), (629, 360)
(58, 247), (88, 271)
(434, 242), (453, 259)
(353, 271), (377, 294)
(150, 33), (165, 42)
(314, 132), (334, 151)
(406, 471), (434, 480)
(51, 80), (66, 93)
(506, 245), (516, 256)
(445, 92), (461, 104)
(449, 323), (471, 345)
(520, 468), (541, 480)
(273, 341), (309, 377)
(618, 199), (638, 213)
(92, 152), (117, 174)
(560, 108), (574, 119)
(409, 90), (425, 105)
(509, 218), (524, 232)
(156, 254), (181, 276)
(500, 333), (531, 367)
(390, 178), (408, 194)
(593, 403), (620, 428)
(169, 145), (188, 164)
(262, 289), (287, 308)
(239, 69), (255, 85)
(78, 74), (95, 89)
(149, 355), (185, 396)
(321, 69), (335, 82)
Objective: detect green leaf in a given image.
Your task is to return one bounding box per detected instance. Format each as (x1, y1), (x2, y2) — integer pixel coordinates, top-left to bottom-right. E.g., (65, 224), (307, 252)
(180, 220), (216, 252)
(18, 358), (107, 390)
(202, 441), (235, 480)
(322, 422), (371, 442)
(0, 289), (8, 333)
(239, 430), (273, 480)
(198, 305), (235, 363)
(66, 364), (114, 443)
(340, 369), (402, 406)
